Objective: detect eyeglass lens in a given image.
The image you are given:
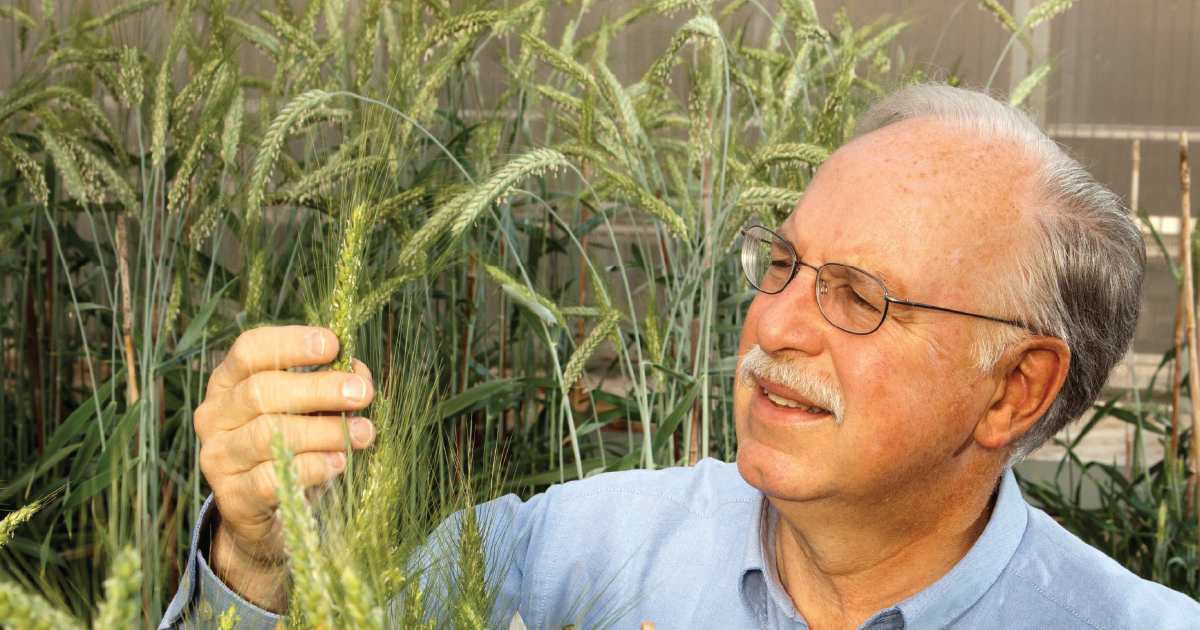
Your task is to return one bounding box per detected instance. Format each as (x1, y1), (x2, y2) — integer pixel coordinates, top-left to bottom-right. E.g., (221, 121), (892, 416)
(741, 227), (890, 334)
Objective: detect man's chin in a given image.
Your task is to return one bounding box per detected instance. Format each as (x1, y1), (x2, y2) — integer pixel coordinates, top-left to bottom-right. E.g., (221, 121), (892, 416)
(735, 440), (835, 503)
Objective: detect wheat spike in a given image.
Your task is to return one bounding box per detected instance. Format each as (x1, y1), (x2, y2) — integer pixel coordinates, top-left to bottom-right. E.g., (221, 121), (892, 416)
(595, 164), (688, 238)
(244, 250), (269, 323)
(150, 0), (193, 168)
(0, 582), (86, 630)
(327, 203), (373, 372)
(0, 5), (37, 30)
(271, 434), (337, 630)
(562, 310), (621, 389)
(0, 498), (48, 550)
(347, 267), (423, 331)
(37, 129), (89, 205)
(0, 136), (49, 208)
(1010, 60), (1053, 107)
(291, 155), (385, 205)
(641, 15), (722, 87)
(245, 89), (337, 231)
(221, 88), (243, 166)
(1024, 0), (1076, 30)
(519, 34), (597, 90)
(229, 16), (281, 59)
(92, 547), (142, 630)
(339, 564), (384, 630)
(974, 0), (1032, 52)
(750, 143), (829, 172)
(451, 148), (569, 237)
(117, 46), (144, 106)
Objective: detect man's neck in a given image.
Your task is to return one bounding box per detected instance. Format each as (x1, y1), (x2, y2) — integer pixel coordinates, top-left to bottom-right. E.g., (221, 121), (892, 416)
(769, 470), (1000, 630)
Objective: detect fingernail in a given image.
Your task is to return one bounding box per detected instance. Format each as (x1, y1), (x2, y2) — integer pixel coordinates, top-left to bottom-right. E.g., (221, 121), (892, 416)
(342, 376), (365, 402)
(308, 331), (325, 357)
(349, 418), (375, 447)
(327, 452), (346, 471)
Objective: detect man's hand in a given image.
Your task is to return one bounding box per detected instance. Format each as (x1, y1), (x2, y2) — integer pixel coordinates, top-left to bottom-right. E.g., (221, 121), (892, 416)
(194, 326), (376, 612)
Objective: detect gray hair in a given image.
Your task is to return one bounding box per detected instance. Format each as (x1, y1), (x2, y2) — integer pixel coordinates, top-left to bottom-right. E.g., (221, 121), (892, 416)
(853, 83), (1145, 463)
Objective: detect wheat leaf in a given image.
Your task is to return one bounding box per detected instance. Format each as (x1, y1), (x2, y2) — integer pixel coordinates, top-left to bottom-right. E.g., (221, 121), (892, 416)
(485, 265), (564, 328)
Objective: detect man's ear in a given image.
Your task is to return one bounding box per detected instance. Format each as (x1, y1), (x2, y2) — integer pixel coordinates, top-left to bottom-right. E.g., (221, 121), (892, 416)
(975, 337), (1071, 450)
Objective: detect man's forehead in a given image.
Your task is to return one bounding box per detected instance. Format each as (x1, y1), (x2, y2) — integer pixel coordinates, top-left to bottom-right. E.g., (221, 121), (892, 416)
(780, 118), (1037, 300)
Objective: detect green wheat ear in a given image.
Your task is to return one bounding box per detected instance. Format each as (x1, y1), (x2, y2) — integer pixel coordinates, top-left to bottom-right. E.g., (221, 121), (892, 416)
(328, 202), (373, 372)
(0, 496), (48, 550)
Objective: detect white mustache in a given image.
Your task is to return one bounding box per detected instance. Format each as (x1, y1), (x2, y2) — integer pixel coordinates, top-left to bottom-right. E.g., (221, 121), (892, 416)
(738, 344), (845, 422)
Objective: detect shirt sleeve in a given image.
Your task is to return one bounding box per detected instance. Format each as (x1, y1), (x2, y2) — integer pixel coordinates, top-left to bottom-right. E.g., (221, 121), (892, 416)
(157, 490), (554, 629)
(157, 495), (282, 630)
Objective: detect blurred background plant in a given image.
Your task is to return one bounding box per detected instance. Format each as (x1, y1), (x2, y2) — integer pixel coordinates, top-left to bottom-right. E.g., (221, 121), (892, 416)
(0, 0), (1192, 626)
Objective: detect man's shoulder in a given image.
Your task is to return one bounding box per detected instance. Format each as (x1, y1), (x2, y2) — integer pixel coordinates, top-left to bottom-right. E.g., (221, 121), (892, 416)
(995, 503), (1200, 628)
(551, 457), (761, 515)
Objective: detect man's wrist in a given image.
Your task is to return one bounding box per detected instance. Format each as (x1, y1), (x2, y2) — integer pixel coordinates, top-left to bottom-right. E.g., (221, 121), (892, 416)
(208, 520), (291, 613)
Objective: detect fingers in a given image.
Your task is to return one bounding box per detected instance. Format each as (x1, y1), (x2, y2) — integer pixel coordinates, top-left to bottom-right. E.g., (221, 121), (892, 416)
(215, 414), (376, 473)
(209, 326), (339, 392)
(220, 452), (349, 523)
(196, 360), (374, 438)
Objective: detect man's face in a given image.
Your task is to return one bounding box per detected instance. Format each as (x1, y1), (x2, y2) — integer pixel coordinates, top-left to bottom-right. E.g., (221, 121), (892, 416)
(734, 117), (1039, 506)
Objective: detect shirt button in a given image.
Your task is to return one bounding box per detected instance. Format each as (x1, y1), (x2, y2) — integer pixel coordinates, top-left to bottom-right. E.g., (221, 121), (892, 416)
(197, 601), (214, 621)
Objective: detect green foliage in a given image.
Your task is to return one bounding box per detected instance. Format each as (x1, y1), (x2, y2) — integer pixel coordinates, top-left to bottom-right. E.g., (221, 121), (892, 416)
(0, 0), (1098, 626)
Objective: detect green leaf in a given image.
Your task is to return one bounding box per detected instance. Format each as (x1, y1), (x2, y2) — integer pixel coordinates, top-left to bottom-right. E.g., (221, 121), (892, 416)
(440, 379), (519, 419)
(174, 281), (232, 356)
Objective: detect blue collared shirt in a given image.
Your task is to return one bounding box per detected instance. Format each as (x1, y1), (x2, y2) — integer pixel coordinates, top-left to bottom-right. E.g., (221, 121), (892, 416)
(160, 459), (1199, 629)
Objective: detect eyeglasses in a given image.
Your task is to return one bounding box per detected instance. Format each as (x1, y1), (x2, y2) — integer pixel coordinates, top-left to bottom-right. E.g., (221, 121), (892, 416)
(739, 226), (1033, 335)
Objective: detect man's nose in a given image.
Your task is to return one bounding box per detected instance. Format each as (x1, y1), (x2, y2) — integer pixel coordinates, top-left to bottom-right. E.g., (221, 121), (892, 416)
(753, 266), (827, 356)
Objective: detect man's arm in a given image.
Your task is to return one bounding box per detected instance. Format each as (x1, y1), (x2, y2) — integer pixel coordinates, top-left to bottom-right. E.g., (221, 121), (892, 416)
(159, 496), (282, 630)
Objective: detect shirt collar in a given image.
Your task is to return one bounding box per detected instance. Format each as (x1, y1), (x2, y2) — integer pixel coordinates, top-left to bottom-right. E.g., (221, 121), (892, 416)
(738, 468), (1029, 629)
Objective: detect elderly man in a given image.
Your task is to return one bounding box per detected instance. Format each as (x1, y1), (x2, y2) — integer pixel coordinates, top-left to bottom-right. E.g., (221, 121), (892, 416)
(160, 84), (1200, 629)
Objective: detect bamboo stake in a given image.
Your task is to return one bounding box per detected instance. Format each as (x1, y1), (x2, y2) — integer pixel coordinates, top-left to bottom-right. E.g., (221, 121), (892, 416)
(1179, 132), (1199, 524)
(1183, 133), (1199, 481)
(116, 213), (139, 404)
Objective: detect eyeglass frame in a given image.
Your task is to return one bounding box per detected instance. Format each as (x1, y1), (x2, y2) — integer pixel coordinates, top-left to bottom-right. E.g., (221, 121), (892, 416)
(740, 226), (1036, 336)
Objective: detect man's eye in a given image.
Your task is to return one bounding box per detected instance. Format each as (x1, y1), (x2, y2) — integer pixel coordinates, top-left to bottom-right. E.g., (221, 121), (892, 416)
(849, 289), (880, 313)
(770, 258), (791, 268)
